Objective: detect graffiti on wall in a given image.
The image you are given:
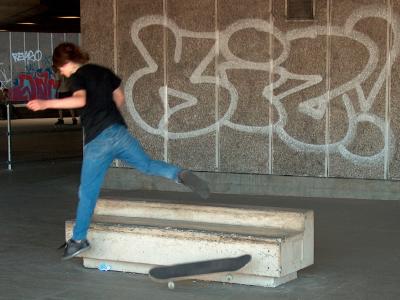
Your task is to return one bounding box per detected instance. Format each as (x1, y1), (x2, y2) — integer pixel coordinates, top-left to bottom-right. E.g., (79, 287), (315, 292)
(0, 51), (58, 102)
(11, 50), (43, 64)
(125, 4), (398, 166)
(9, 67), (58, 102)
(0, 63), (12, 89)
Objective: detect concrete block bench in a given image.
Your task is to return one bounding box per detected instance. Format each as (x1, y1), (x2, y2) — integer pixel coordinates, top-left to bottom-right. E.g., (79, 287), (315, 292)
(65, 198), (314, 287)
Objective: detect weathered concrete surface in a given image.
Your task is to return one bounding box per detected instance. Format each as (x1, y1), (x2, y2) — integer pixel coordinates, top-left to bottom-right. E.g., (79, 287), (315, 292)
(1, 159), (400, 298)
(94, 199), (311, 230)
(391, 0), (400, 180)
(115, 0), (165, 161)
(65, 199), (314, 287)
(80, 0), (115, 69)
(80, 0), (400, 182)
(67, 219), (303, 287)
(103, 166), (400, 200)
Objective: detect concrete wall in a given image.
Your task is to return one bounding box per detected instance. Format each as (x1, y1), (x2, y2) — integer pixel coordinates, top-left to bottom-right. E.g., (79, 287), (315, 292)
(81, 0), (400, 182)
(0, 32), (80, 102)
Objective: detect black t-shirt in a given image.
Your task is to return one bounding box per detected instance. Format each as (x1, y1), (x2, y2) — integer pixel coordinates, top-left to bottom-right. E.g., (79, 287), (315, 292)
(70, 64), (126, 144)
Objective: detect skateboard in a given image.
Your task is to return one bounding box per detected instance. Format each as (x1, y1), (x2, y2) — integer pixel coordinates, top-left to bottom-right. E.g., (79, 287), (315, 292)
(149, 254), (251, 289)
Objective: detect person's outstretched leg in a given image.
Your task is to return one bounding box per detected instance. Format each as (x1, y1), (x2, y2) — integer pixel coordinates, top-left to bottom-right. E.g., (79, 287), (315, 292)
(114, 124), (209, 199)
(62, 130), (114, 260)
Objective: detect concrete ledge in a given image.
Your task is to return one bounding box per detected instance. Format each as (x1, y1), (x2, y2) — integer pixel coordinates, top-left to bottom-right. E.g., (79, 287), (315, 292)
(83, 258), (298, 287)
(104, 167), (400, 200)
(95, 198), (311, 231)
(65, 198), (314, 287)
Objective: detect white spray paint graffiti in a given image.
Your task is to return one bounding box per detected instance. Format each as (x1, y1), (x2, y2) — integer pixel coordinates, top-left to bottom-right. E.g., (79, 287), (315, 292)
(11, 50), (43, 63)
(125, 4), (398, 166)
(0, 63), (11, 89)
(2, 49), (45, 88)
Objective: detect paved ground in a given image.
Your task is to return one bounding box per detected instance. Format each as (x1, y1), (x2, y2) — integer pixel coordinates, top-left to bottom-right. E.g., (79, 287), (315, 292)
(1, 157), (400, 300)
(0, 118), (82, 167)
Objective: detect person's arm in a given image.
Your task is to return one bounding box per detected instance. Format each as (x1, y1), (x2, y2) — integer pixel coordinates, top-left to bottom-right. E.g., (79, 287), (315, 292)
(27, 90), (86, 111)
(112, 86), (125, 109)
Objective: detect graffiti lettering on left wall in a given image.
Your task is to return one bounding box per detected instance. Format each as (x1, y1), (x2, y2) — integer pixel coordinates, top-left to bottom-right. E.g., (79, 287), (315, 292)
(9, 67), (58, 102)
(0, 53), (59, 102)
(0, 63), (12, 89)
(11, 50), (43, 63)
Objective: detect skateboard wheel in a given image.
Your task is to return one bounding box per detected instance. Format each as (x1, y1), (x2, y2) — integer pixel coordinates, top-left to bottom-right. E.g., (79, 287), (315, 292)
(226, 274), (233, 281)
(168, 281), (175, 289)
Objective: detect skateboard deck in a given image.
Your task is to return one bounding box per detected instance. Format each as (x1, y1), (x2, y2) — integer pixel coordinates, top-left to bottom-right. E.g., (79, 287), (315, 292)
(149, 254), (251, 288)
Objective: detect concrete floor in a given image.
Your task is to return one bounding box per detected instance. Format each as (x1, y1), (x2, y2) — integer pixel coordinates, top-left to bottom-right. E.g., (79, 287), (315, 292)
(1, 158), (400, 300)
(0, 118), (82, 166)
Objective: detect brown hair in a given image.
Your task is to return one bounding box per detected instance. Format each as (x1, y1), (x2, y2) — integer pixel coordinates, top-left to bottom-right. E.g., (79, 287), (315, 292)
(52, 42), (90, 68)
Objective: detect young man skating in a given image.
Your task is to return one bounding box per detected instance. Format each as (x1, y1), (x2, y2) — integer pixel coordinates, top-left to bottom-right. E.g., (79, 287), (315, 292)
(27, 43), (210, 260)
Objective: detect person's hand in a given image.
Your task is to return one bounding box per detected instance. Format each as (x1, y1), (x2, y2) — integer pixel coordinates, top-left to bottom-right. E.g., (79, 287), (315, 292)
(27, 99), (47, 111)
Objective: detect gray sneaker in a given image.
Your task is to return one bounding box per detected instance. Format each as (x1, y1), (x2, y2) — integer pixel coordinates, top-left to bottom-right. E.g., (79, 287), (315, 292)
(179, 170), (210, 199)
(60, 239), (91, 260)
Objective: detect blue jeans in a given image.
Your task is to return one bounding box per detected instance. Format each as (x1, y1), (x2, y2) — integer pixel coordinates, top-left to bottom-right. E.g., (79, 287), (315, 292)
(72, 123), (181, 240)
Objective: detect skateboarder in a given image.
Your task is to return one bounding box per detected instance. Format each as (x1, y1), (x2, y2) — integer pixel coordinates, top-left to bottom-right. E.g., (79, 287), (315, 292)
(27, 42), (210, 260)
